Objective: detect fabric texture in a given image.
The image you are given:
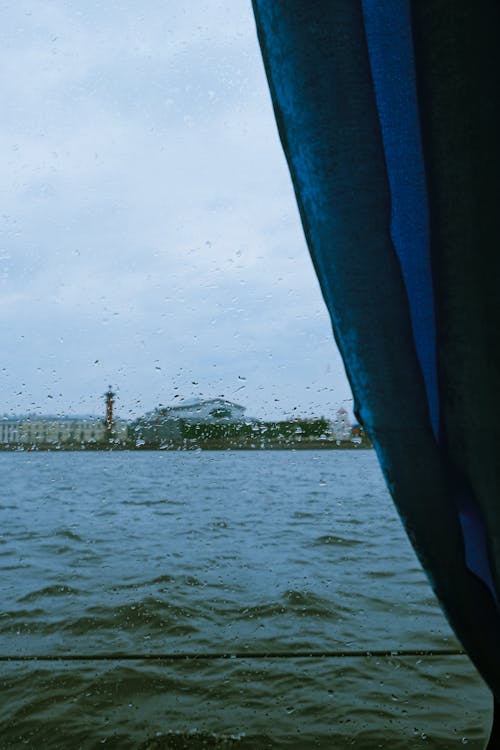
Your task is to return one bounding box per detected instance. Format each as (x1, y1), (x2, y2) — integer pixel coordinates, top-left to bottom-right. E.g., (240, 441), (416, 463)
(252, 0), (500, 697)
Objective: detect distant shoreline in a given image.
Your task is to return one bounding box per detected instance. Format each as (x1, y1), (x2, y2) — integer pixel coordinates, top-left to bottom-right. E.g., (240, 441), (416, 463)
(2, 413), (371, 452)
(0, 440), (373, 452)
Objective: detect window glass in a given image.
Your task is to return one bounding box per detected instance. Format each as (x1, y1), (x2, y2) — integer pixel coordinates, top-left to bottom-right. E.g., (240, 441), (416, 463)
(0, 2), (489, 747)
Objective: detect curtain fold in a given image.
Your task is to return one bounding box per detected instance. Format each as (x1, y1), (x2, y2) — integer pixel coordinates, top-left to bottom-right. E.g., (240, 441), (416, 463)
(252, 0), (500, 699)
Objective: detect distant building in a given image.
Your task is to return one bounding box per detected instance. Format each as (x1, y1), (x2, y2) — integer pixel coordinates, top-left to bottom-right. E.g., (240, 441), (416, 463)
(331, 407), (352, 441)
(350, 422), (363, 445)
(0, 415), (127, 447)
(159, 398), (245, 423)
(129, 398), (246, 445)
(350, 422), (371, 446)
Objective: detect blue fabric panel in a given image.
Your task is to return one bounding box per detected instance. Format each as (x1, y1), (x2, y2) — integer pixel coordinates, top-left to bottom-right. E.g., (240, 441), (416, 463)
(361, 0), (497, 606)
(252, 0), (500, 698)
(360, 0), (439, 439)
(458, 497), (498, 607)
(252, 0), (428, 439)
(410, 1), (500, 609)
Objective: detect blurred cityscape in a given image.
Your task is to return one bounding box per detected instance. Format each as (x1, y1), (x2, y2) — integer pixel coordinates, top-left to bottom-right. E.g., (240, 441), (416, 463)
(1, 388), (371, 451)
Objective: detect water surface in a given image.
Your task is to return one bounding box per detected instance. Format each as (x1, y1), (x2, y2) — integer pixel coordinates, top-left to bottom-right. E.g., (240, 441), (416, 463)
(0, 451), (491, 748)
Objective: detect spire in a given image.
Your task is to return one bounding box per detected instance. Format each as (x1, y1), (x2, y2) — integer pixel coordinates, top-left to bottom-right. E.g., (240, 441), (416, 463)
(104, 386), (115, 434)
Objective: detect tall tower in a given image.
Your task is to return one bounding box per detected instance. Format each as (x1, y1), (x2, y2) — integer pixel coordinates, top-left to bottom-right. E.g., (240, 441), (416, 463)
(104, 386), (115, 435)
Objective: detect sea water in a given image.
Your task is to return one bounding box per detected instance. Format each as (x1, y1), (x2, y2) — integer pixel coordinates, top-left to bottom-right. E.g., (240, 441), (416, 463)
(0, 450), (491, 748)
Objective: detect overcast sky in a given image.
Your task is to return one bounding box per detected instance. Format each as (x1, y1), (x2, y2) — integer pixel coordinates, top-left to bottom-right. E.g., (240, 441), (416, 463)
(1, 0), (353, 421)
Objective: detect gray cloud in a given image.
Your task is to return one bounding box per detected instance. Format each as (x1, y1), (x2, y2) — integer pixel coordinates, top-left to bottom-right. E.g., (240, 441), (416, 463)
(1, 1), (353, 421)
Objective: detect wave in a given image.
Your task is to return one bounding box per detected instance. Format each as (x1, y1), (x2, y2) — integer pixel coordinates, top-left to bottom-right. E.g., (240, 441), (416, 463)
(238, 590), (343, 620)
(366, 570), (396, 579)
(116, 574), (176, 589)
(53, 529), (85, 543)
(0, 608), (56, 634)
(18, 585), (84, 603)
(122, 498), (185, 507)
(62, 597), (201, 636)
(136, 732), (249, 749)
(312, 534), (362, 547)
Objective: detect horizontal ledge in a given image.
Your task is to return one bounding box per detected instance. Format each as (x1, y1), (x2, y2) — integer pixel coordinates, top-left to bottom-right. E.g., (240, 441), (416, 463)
(0, 649), (465, 662)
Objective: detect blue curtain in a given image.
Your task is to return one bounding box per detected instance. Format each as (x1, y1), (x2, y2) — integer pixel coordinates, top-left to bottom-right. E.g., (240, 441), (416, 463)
(252, 0), (500, 699)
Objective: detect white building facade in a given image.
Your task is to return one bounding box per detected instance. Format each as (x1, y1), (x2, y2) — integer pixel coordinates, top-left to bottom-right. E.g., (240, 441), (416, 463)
(331, 407), (352, 441)
(0, 415), (127, 446)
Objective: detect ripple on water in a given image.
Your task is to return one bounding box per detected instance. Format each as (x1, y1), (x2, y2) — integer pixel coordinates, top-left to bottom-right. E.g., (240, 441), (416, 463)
(53, 528), (85, 542)
(0, 450), (489, 747)
(116, 574), (176, 590)
(312, 534), (363, 547)
(366, 569), (396, 579)
(291, 511), (316, 520)
(62, 597), (200, 636)
(282, 589), (349, 618)
(136, 734), (250, 749)
(18, 585), (84, 603)
(237, 590), (350, 621)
